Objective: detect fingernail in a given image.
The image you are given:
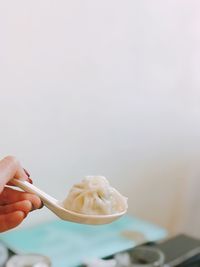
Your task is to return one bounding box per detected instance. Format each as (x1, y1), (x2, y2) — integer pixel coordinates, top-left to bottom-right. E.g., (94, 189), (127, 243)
(23, 168), (30, 177)
(28, 178), (33, 184)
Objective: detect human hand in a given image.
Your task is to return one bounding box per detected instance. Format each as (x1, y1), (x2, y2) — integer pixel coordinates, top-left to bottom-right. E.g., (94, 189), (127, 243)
(0, 156), (43, 232)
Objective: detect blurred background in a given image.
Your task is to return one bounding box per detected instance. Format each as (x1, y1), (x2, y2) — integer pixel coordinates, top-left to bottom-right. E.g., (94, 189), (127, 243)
(0, 0), (200, 238)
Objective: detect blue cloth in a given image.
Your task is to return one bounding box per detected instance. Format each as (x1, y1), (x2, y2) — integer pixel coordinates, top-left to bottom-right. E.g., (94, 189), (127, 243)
(0, 216), (167, 267)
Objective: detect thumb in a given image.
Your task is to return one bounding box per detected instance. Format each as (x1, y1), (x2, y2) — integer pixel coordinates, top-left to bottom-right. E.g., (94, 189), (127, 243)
(0, 156), (28, 192)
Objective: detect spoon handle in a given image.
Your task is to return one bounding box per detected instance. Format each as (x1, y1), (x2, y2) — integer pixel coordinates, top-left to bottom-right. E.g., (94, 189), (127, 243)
(11, 179), (58, 206)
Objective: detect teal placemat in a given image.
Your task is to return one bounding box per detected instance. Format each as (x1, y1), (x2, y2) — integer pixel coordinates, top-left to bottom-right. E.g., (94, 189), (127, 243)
(1, 216), (167, 267)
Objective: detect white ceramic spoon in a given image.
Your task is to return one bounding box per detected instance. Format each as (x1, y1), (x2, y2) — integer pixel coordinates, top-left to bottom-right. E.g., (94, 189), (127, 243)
(11, 179), (127, 225)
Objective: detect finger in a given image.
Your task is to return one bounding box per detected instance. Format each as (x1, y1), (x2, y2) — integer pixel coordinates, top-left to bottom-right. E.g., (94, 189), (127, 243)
(7, 177), (33, 186)
(0, 188), (43, 209)
(28, 178), (33, 184)
(0, 200), (32, 216)
(0, 156), (28, 190)
(0, 211), (25, 233)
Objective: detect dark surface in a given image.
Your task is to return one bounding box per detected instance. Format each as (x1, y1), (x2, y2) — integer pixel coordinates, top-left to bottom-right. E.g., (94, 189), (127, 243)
(154, 234), (200, 265)
(179, 254), (200, 267)
(79, 234), (200, 267)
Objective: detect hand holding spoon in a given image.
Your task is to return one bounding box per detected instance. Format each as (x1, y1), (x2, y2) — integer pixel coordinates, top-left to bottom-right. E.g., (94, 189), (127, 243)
(11, 179), (127, 225)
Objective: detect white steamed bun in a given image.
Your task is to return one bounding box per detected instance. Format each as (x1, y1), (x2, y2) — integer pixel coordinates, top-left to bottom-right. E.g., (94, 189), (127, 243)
(63, 176), (128, 215)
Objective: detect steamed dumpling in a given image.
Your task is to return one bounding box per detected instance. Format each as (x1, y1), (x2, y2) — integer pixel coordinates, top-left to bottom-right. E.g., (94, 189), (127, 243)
(63, 176), (128, 215)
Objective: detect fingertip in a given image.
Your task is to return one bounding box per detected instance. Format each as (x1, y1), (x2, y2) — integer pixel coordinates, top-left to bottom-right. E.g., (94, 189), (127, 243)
(11, 211), (26, 224)
(21, 200), (32, 214)
(20, 193), (42, 210)
(29, 195), (43, 210)
(16, 210), (26, 220)
(33, 196), (43, 210)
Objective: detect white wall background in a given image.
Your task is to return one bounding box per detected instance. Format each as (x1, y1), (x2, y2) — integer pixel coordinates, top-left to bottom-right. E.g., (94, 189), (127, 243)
(0, 0), (200, 236)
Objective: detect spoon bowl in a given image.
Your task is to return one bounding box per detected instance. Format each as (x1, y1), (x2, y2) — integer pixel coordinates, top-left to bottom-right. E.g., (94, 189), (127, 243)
(11, 179), (127, 225)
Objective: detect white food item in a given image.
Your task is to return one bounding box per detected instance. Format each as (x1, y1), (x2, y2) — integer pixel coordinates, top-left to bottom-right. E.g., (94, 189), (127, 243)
(84, 258), (117, 267)
(63, 176), (128, 215)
